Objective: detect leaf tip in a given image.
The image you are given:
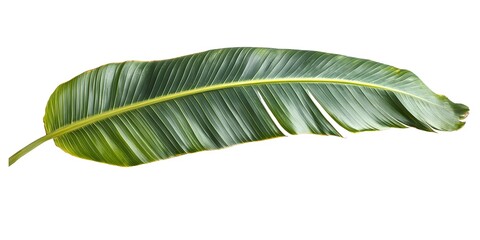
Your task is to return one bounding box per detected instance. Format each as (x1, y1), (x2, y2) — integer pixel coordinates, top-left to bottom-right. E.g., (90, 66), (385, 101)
(449, 100), (469, 130)
(453, 103), (469, 121)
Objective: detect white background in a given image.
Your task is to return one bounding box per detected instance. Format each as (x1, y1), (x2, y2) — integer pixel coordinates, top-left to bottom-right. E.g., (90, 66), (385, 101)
(0, 0), (478, 239)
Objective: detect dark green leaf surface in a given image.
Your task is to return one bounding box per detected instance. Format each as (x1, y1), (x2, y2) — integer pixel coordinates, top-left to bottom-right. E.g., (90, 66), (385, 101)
(10, 48), (468, 166)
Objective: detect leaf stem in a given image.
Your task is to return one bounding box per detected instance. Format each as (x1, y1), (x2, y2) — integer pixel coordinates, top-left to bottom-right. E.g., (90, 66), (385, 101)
(9, 135), (51, 166)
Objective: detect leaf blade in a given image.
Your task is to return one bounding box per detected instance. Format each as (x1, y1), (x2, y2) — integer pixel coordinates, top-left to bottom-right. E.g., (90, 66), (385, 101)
(10, 48), (468, 166)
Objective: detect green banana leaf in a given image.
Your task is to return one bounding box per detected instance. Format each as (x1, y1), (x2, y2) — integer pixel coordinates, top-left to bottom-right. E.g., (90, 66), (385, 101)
(9, 48), (468, 166)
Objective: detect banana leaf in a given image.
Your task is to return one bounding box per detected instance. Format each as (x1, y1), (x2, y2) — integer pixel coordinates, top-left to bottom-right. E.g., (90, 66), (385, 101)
(9, 48), (468, 166)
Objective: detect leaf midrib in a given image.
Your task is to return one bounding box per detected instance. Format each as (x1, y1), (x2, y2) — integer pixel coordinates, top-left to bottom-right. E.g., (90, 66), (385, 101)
(46, 77), (436, 139)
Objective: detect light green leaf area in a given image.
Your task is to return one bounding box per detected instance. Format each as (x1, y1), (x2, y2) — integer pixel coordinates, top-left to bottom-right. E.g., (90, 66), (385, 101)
(10, 48), (468, 166)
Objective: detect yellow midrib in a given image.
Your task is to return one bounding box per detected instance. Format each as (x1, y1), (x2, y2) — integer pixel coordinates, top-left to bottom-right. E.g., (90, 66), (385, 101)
(44, 77), (433, 140)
